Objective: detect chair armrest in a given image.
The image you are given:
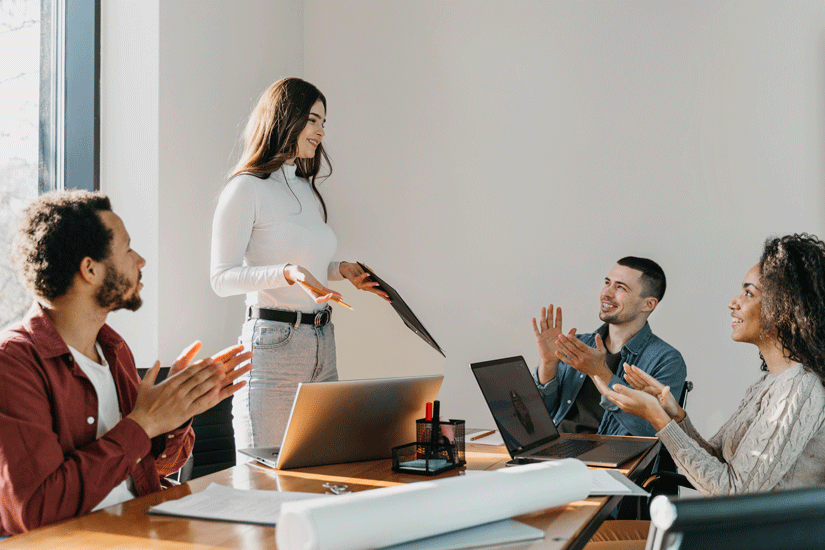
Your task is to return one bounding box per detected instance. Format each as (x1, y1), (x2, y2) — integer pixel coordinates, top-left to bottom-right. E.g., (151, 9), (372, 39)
(633, 472), (694, 521)
(161, 476), (181, 488)
(642, 471), (692, 492)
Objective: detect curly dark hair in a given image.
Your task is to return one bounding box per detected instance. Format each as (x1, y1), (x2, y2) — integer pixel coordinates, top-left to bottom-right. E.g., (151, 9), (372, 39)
(759, 233), (825, 379)
(12, 190), (113, 303)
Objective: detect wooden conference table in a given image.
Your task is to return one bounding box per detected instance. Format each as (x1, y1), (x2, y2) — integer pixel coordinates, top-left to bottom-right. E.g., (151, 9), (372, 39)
(2, 434), (658, 550)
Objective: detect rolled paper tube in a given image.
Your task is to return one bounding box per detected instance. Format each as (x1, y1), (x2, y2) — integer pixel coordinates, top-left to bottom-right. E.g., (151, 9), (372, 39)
(277, 459), (591, 550)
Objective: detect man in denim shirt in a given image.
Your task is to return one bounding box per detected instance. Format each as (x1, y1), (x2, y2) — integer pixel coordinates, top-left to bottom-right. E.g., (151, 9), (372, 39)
(532, 257), (686, 437)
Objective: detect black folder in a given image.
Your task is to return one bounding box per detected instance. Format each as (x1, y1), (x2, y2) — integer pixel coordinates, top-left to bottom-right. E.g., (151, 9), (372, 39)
(357, 262), (445, 357)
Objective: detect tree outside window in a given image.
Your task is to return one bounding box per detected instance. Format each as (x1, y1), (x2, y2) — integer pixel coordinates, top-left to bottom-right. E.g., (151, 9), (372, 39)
(0, 0), (40, 328)
(0, 0), (98, 328)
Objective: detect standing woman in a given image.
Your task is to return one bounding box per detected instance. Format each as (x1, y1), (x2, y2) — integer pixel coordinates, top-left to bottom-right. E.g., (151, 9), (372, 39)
(211, 77), (387, 451)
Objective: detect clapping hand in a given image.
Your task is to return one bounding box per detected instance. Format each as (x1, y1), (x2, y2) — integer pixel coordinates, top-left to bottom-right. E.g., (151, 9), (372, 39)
(554, 332), (612, 386)
(623, 364), (685, 422)
(592, 373), (672, 432)
(532, 304), (565, 384)
(129, 343), (253, 439)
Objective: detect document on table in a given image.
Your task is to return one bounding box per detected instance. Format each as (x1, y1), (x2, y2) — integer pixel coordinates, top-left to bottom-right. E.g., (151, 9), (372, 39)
(381, 519), (544, 550)
(148, 483), (323, 525)
(590, 469), (649, 496)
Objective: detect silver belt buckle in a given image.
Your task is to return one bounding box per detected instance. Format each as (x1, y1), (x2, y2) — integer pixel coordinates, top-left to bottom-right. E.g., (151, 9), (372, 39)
(314, 309), (330, 328)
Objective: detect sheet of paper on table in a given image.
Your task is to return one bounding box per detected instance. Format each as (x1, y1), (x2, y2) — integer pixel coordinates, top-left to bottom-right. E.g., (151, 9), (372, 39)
(455, 467), (646, 496)
(148, 483), (323, 525)
(381, 519), (544, 550)
(590, 469), (649, 496)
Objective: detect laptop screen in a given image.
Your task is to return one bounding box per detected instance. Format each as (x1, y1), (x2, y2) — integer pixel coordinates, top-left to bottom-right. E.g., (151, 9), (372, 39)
(471, 356), (560, 454)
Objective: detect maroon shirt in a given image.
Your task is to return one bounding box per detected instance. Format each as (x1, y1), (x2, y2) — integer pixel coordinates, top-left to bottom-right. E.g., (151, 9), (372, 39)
(0, 304), (194, 535)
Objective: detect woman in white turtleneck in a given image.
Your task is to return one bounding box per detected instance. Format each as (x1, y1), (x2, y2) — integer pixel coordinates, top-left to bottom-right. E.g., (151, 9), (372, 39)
(210, 77), (388, 452)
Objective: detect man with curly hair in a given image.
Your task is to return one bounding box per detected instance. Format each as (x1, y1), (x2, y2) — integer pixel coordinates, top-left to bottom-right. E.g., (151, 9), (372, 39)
(0, 190), (252, 536)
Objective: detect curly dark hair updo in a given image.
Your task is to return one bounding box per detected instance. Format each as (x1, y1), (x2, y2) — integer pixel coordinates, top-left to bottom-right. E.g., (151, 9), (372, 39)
(759, 233), (825, 380)
(12, 190), (113, 303)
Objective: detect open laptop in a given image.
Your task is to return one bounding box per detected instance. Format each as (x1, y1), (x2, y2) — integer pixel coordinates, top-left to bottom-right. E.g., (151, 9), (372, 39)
(471, 356), (655, 467)
(239, 375), (443, 470)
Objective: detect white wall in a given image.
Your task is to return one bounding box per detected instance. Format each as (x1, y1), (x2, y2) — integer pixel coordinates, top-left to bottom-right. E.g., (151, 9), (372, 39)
(102, 0), (303, 369)
(305, 0), (825, 433)
(100, 0), (159, 363)
(156, 0), (303, 363)
(101, 1), (825, 437)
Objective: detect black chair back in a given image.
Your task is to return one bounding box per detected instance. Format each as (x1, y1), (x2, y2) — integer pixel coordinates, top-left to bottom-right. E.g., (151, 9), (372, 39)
(137, 366), (235, 482)
(646, 486), (825, 550)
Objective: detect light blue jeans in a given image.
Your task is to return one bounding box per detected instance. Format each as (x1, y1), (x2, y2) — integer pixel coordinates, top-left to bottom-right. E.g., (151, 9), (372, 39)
(234, 312), (338, 458)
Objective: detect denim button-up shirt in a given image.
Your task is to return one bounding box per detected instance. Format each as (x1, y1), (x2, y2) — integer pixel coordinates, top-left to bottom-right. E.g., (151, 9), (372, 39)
(533, 322), (686, 437)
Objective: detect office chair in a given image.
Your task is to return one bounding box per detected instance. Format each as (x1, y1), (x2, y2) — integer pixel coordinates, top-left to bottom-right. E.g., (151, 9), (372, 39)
(647, 381), (693, 479)
(137, 367), (236, 482)
(182, 394), (236, 480)
(645, 486), (825, 550)
(618, 381), (693, 520)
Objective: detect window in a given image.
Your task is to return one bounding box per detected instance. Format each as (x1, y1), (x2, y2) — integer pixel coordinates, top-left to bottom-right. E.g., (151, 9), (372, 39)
(0, 0), (99, 328)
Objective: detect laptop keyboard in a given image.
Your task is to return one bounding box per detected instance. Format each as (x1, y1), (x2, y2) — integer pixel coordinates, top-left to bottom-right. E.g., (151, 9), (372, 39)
(531, 438), (602, 458)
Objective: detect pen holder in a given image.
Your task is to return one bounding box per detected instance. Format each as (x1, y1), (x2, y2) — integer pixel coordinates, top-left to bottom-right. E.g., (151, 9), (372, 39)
(392, 419), (466, 475)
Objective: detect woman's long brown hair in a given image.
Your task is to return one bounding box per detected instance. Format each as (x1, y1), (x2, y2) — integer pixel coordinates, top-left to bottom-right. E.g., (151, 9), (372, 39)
(230, 77), (331, 220)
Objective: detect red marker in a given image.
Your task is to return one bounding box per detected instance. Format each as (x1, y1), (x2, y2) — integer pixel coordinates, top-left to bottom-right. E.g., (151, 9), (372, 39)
(425, 402), (433, 421)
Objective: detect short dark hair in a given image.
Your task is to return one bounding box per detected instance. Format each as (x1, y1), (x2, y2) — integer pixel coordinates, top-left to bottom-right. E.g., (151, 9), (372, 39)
(759, 233), (825, 378)
(617, 256), (666, 302)
(12, 190), (113, 302)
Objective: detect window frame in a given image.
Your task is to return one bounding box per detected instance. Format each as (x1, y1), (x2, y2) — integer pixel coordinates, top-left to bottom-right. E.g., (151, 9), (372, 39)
(39, 0), (100, 193)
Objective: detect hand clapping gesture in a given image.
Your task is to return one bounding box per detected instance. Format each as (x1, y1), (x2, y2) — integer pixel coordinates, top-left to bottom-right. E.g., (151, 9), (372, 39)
(622, 364), (685, 422)
(128, 342), (253, 439)
(554, 332), (613, 387)
(532, 304), (567, 384)
(592, 364), (676, 432)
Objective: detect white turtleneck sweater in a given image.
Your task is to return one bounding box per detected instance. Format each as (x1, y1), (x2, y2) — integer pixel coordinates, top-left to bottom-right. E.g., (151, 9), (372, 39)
(210, 164), (343, 311)
(657, 363), (825, 495)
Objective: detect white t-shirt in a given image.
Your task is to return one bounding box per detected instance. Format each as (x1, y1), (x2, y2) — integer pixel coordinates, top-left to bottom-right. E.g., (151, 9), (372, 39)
(210, 163), (343, 311)
(68, 343), (136, 510)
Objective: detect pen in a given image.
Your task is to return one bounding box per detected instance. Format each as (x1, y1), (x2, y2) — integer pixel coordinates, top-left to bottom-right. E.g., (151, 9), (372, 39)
(431, 400), (441, 460)
(297, 281), (353, 309)
(470, 430), (496, 441)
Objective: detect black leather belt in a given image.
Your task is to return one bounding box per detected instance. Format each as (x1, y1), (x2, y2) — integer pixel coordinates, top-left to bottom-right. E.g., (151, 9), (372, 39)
(248, 306), (332, 327)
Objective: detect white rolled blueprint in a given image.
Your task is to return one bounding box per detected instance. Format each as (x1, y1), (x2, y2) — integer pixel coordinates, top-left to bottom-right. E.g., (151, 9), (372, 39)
(277, 459), (591, 550)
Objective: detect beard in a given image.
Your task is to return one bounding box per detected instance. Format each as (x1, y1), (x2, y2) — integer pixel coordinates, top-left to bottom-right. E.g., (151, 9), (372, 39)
(598, 305), (638, 325)
(96, 261), (142, 312)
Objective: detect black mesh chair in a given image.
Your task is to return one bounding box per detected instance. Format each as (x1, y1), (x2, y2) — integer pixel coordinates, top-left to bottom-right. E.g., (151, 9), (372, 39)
(182, 395), (235, 481)
(646, 486), (825, 550)
(649, 381), (693, 475)
(616, 380), (693, 520)
(136, 367), (236, 482)
(635, 380), (695, 520)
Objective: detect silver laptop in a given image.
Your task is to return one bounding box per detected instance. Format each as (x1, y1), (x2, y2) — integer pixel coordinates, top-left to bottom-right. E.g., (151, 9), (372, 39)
(471, 356), (654, 467)
(239, 375), (443, 470)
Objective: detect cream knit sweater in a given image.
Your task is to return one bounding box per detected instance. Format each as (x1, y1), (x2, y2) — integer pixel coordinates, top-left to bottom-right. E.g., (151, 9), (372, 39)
(657, 363), (825, 495)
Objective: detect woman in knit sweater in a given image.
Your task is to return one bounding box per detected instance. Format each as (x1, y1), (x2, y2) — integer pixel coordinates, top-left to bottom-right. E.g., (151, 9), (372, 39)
(584, 234), (825, 548)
